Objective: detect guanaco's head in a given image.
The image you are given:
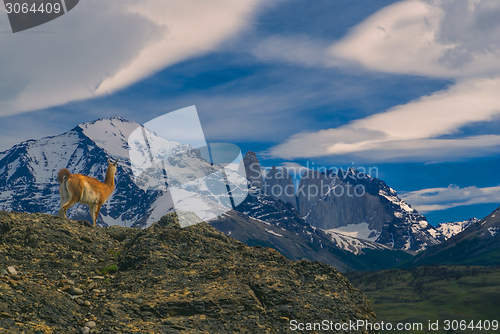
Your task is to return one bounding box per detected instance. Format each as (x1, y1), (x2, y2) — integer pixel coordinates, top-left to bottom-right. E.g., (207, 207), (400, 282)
(107, 158), (119, 176)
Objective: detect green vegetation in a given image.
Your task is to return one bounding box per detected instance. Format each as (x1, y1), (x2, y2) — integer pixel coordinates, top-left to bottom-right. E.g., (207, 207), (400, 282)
(99, 264), (119, 275)
(346, 266), (500, 334)
(108, 248), (121, 261)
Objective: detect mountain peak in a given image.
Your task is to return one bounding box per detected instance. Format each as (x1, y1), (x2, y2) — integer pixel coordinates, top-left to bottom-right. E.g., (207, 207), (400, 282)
(76, 116), (141, 160)
(240, 151), (263, 189)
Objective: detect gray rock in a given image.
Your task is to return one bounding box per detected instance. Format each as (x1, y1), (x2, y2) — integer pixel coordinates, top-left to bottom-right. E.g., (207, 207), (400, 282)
(263, 166), (297, 209)
(7, 266), (17, 275)
(80, 326), (90, 334)
(70, 287), (84, 295)
(240, 151), (263, 189)
(297, 170), (335, 216)
(85, 321), (96, 329)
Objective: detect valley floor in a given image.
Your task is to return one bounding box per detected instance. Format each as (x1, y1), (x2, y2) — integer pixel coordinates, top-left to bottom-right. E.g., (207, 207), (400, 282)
(346, 266), (500, 334)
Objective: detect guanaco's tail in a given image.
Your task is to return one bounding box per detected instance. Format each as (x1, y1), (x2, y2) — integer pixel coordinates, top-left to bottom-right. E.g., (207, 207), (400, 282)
(57, 169), (71, 184)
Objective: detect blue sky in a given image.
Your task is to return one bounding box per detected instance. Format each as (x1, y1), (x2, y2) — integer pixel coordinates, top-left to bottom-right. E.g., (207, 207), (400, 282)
(1, 0), (500, 224)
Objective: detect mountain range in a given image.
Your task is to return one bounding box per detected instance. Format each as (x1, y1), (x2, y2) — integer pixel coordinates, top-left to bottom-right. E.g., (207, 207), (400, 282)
(403, 208), (500, 267)
(1, 116), (496, 271)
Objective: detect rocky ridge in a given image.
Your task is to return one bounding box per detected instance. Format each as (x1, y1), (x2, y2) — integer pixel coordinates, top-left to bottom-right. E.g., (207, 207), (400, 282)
(242, 152), (440, 252)
(262, 166), (297, 210)
(435, 218), (479, 240)
(0, 211), (377, 333)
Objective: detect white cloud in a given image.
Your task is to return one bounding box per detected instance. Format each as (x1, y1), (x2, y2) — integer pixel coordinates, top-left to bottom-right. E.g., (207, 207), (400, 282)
(330, 0), (500, 78)
(268, 0), (500, 162)
(400, 184), (500, 213)
(0, 0), (262, 117)
(268, 78), (500, 161)
(251, 35), (344, 68)
(94, 0), (262, 95)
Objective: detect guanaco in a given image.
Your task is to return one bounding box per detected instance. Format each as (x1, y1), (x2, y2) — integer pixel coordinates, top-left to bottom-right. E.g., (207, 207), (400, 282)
(57, 158), (118, 226)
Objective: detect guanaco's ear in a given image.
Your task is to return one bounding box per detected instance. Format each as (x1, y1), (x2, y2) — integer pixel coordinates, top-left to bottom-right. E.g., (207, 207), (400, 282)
(107, 158), (111, 165)
(114, 158), (119, 165)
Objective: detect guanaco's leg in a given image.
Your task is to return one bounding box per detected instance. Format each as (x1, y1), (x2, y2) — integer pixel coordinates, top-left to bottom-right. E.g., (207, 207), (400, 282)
(60, 178), (82, 218)
(94, 203), (103, 226)
(58, 180), (70, 218)
(90, 203), (102, 227)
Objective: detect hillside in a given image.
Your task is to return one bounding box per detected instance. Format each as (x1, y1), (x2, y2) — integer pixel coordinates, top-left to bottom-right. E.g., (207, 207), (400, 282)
(211, 209), (412, 273)
(403, 207), (500, 267)
(0, 211), (377, 333)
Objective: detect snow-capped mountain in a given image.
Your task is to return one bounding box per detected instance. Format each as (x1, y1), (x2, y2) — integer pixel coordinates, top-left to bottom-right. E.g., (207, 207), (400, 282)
(240, 152), (440, 252)
(0, 116), (248, 227)
(0, 118), (417, 271)
(435, 218), (479, 240)
(404, 207), (500, 267)
(210, 186), (412, 271)
(299, 167), (440, 252)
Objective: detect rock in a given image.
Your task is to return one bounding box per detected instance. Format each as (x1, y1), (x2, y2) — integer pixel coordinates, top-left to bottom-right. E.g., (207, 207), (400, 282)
(10, 274), (20, 280)
(0, 211), (378, 333)
(67, 280), (75, 285)
(263, 166), (297, 209)
(7, 266), (17, 275)
(85, 321), (96, 329)
(0, 269), (8, 276)
(240, 151), (263, 189)
(92, 276), (105, 279)
(81, 235), (92, 243)
(0, 312), (13, 318)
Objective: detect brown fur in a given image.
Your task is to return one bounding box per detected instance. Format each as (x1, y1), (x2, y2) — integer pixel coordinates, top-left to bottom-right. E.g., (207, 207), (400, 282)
(57, 158), (118, 226)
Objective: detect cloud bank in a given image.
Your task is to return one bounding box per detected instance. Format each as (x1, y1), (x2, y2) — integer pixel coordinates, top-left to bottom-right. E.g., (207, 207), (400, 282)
(400, 184), (500, 213)
(269, 0), (500, 162)
(0, 0), (262, 116)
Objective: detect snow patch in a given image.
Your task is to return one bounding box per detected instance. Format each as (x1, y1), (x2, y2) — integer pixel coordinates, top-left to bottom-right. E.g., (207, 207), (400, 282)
(326, 222), (380, 242)
(265, 229), (283, 237)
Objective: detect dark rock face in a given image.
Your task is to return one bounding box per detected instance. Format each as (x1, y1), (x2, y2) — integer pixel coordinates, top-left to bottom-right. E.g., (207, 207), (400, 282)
(239, 151), (263, 190)
(296, 167), (439, 252)
(297, 169), (336, 216)
(0, 211), (377, 333)
(263, 166), (297, 209)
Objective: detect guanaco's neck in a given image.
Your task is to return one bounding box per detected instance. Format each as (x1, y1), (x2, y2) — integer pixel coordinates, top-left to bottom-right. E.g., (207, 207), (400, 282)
(104, 167), (116, 189)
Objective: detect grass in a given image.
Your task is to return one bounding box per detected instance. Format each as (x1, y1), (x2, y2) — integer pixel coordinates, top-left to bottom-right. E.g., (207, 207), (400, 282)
(346, 266), (500, 333)
(99, 264), (119, 275)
